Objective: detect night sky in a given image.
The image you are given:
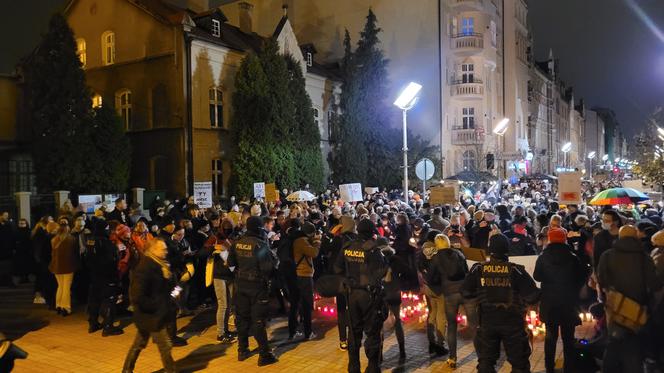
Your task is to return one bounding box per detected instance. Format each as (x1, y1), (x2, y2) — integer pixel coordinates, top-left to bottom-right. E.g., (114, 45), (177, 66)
(3, 0), (663, 139)
(529, 0), (664, 137)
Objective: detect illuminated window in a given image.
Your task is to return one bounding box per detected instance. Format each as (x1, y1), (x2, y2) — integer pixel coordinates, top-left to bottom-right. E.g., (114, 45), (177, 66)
(115, 89), (132, 130)
(212, 19), (221, 37)
(92, 93), (102, 108)
(461, 17), (474, 35)
(101, 31), (115, 65)
(209, 87), (223, 128)
(462, 107), (475, 129)
(76, 38), (86, 67)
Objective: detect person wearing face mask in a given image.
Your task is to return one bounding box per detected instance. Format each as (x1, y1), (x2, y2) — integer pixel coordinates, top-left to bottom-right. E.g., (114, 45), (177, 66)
(592, 209), (621, 271)
(131, 217), (154, 255)
(471, 210), (494, 250)
(504, 217), (536, 256)
(48, 217), (79, 316)
(443, 214), (470, 249)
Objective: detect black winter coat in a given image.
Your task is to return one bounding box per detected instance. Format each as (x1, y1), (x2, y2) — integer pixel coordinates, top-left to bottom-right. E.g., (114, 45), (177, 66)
(592, 230), (618, 270)
(504, 231), (537, 256)
(130, 256), (177, 332)
(428, 248), (469, 296)
(534, 243), (587, 324)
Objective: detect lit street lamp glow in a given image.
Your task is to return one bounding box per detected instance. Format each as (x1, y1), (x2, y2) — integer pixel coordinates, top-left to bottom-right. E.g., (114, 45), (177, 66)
(493, 118), (509, 136)
(561, 142), (572, 153)
(658, 127), (664, 137)
(393, 82), (422, 203)
(602, 154), (609, 161)
(393, 82), (422, 110)
(587, 151), (596, 159)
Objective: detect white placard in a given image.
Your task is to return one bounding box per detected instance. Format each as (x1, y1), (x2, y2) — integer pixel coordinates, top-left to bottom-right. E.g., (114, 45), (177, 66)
(340, 183), (363, 202)
(193, 181), (213, 208)
(364, 187), (379, 195)
(558, 172), (583, 204)
(253, 182), (266, 198)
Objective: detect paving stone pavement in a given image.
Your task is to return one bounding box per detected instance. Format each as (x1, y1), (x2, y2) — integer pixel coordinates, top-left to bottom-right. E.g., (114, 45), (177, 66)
(1, 283), (595, 372)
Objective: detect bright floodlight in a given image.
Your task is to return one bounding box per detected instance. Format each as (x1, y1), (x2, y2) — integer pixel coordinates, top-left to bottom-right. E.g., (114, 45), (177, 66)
(526, 152), (534, 161)
(587, 151), (596, 159)
(658, 127), (664, 136)
(393, 82), (422, 110)
(493, 118), (509, 136)
(561, 142), (572, 153)
(602, 154), (609, 161)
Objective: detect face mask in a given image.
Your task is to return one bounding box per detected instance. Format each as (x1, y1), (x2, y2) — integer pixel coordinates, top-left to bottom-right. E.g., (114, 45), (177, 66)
(601, 222), (612, 231)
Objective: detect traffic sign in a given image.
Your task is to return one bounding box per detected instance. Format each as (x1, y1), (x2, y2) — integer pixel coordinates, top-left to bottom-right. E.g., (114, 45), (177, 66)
(415, 158), (435, 181)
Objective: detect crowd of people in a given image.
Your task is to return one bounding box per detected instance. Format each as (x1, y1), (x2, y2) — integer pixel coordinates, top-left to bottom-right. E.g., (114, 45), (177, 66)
(0, 179), (663, 373)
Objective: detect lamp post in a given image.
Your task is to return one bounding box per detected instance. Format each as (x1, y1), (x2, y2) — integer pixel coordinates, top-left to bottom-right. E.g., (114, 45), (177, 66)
(393, 82), (422, 204)
(561, 142), (572, 170)
(493, 118), (509, 179)
(587, 151), (596, 179)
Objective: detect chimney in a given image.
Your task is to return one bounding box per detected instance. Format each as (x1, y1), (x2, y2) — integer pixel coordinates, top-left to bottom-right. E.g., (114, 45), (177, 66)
(239, 2), (253, 34)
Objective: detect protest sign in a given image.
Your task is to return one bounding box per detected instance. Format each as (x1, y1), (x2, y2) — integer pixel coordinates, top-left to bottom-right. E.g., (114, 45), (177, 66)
(340, 183), (363, 202)
(254, 182), (266, 198)
(193, 181), (213, 208)
(558, 172), (583, 204)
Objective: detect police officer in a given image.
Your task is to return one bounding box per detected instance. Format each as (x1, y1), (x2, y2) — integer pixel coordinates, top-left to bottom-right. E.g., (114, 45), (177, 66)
(86, 219), (123, 336)
(334, 219), (389, 373)
(462, 233), (540, 373)
(228, 216), (278, 367)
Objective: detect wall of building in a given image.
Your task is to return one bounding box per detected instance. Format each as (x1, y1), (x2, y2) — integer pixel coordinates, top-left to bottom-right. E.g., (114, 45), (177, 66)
(0, 75), (17, 144)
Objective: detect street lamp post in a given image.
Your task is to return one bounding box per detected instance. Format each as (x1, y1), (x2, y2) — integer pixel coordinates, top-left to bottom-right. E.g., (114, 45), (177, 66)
(562, 142), (572, 170)
(493, 118), (509, 180)
(393, 82), (422, 204)
(587, 151), (596, 179)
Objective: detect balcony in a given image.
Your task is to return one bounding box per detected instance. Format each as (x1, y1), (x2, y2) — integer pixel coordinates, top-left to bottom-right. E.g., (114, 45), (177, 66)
(451, 33), (484, 55)
(452, 127), (484, 145)
(451, 0), (484, 11)
(450, 79), (484, 100)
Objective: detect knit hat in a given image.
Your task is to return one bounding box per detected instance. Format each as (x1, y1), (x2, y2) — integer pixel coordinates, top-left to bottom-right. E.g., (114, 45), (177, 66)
(651, 230), (664, 247)
(434, 234), (451, 250)
(487, 233), (509, 256)
(547, 227), (567, 244)
(357, 219), (377, 236)
(246, 216), (263, 234)
(619, 225), (638, 239)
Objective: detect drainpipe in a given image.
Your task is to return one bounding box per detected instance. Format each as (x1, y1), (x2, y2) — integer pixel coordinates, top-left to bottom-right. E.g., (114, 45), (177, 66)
(185, 35), (194, 196)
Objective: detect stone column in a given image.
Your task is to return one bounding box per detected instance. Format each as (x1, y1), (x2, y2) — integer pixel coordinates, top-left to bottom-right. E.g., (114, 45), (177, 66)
(14, 192), (32, 225)
(54, 190), (70, 210)
(131, 187), (146, 214)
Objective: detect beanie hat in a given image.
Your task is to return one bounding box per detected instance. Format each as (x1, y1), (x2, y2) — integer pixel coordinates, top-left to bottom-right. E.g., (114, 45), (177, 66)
(487, 233), (509, 256)
(619, 225), (638, 239)
(425, 229), (441, 242)
(246, 216), (263, 234)
(357, 219), (377, 236)
(434, 234), (451, 250)
(651, 230), (664, 247)
(547, 227), (567, 244)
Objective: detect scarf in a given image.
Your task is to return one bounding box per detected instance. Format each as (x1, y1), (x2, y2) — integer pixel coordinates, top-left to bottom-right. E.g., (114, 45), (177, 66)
(146, 251), (171, 280)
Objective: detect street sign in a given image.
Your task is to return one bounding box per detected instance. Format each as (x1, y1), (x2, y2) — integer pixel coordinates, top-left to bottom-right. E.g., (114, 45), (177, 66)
(415, 158), (435, 181)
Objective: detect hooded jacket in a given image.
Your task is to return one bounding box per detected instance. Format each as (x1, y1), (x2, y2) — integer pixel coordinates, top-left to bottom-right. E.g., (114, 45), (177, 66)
(534, 242), (588, 324)
(597, 237), (661, 307)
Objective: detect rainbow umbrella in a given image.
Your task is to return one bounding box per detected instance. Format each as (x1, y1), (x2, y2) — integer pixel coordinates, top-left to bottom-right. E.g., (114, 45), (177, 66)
(588, 187), (649, 206)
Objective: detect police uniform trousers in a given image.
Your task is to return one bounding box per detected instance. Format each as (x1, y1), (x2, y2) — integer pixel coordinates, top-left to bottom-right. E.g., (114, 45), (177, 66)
(474, 318), (531, 373)
(235, 281), (270, 356)
(347, 288), (383, 373)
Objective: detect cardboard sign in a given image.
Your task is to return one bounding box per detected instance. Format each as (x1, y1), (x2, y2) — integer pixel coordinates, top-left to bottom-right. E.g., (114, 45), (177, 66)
(340, 183), (363, 202)
(254, 182), (265, 198)
(558, 172), (583, 204)
(193, 181), (213, 208)
(364, 187), (379, 195)
(265, 183), (278, 203)
(429, 186), (457, 205)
